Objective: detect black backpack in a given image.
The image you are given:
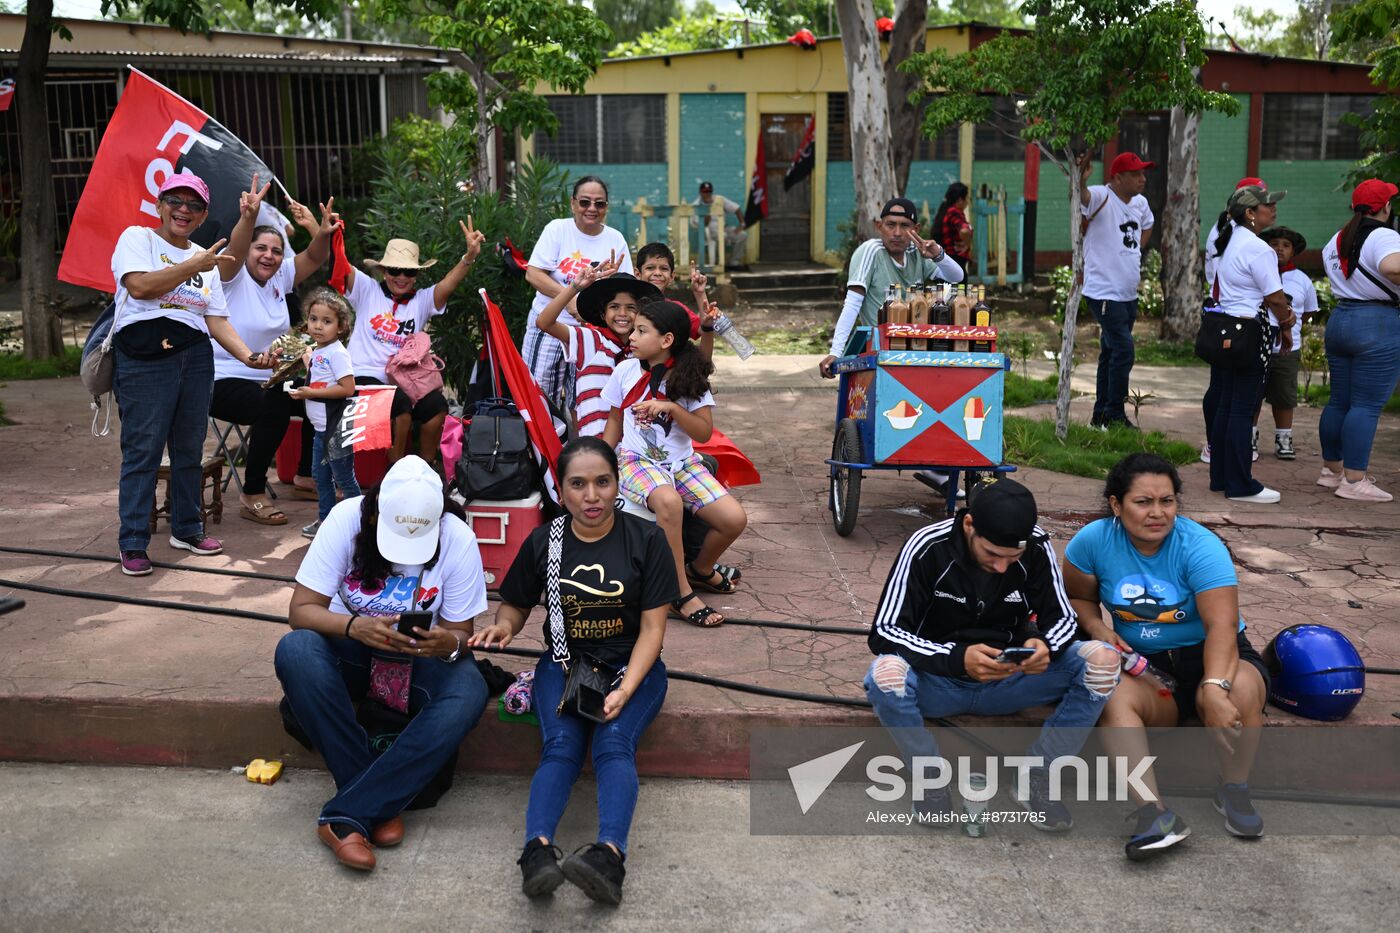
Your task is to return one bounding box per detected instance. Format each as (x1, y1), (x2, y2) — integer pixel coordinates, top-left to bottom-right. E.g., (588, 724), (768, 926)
(456, 398), (537, 501)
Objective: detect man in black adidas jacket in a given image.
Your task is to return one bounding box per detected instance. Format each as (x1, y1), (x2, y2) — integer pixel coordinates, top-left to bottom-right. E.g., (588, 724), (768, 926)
(864, 478), (1122, 831)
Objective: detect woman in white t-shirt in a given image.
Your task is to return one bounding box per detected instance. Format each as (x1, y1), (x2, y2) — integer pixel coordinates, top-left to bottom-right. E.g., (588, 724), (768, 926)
(277, 456), (490, 873)
(1200, 186), (1293, 505)
(210, 180), (339, 525)
(110, 172), (270, 577)
(523, 176), (634, 411)
(342, 222), (485, 466)
(1317, 179), (1400, 503)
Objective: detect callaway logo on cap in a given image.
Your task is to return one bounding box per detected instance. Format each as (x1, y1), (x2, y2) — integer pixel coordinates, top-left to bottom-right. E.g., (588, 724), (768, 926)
(376, 455), (445, 564)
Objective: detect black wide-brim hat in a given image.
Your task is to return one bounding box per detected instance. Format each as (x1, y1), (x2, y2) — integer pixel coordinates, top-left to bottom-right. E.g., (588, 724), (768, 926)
(1259, 226), (1307, 254)
(575, 273), (663, 328)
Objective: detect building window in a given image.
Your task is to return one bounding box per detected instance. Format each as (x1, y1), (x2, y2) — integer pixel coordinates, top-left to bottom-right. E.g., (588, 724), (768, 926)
(827, 92), (959, 162)
(973, 96), (1023, 161)
(1261, 93), (1376, 161)
(535, 95), (665, 163)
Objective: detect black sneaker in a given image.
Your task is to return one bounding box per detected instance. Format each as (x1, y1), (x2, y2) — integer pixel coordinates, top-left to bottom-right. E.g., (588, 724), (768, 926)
(1125, 803), (1190, 861)
(517, 838), (565, 897)
(1013, 768), (1073, 832)
(1213, 781), (1264, 838)
(560, 842), (626, 905)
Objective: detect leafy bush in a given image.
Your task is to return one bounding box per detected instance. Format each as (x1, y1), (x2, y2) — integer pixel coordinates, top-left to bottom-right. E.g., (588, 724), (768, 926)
(360, 119), (571, 395)
(1049, 249), (1164, 323)
(1311, 277), (1335, 327)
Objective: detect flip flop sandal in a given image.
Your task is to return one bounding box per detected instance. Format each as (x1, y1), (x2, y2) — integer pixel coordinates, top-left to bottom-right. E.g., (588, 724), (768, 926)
(712, 562), (742, 584)
(239, 502), (288, 526)
(686, 562), (737, 595)
(288, 486), (318, 501)
(671, 592), (724, 628)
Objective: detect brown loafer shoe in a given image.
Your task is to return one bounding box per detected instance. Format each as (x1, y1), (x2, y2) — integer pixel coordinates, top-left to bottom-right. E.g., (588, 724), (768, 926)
(318, 823), (376, 871)
(371, 815), (404, 847)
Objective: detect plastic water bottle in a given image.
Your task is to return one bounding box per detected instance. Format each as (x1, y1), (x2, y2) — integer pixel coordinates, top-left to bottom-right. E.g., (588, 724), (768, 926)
(1120, 649), (1177, 696)
(711, 312), (755, 360)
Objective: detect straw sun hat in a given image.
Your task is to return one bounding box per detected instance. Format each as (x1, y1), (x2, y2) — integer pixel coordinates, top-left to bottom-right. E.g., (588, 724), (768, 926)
(365, 238), (438, 271)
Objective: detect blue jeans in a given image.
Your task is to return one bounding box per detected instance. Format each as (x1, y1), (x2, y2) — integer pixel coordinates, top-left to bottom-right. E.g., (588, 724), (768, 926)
(864, 646), (1111, 767)
(525, 656), (667, 855)
(312, 430), (361, 521)
(1319, 301), (1400, 471)
(273, 628), (488, 836)
(1203, 350), (1267, 497)
(112, 341), (214, 551)
(1088, 297), (1137, 423)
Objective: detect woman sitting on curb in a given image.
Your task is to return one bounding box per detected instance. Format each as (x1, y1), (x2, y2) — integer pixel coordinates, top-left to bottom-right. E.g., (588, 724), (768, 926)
(470, 438), (676, 906)
(276, 456), (490, 872)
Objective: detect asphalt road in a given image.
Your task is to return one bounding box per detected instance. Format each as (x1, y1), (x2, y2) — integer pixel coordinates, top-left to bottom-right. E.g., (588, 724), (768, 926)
(0, 763), (1397, 932)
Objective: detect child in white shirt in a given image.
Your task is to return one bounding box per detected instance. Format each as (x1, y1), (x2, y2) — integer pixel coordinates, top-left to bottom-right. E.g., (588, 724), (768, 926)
(291, 287), (361, 537)
(1258, 227), (1318, 460)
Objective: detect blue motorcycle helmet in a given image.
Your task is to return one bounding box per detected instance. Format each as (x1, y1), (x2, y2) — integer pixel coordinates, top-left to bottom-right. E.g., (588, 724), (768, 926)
(1263, 624), (1365, 721)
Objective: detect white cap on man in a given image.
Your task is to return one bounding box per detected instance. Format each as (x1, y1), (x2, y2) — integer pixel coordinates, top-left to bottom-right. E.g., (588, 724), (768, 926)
(376, 456), (444, 565)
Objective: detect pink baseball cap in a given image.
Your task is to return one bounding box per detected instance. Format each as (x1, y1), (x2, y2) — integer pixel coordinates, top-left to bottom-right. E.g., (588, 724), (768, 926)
(158, 171), (210, 205)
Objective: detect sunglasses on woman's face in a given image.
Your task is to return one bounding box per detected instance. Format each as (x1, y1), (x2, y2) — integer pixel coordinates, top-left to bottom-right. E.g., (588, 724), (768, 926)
(385, 267), (419, 278)
(160, 195), (208, 212)
(575, 197), (608, 210)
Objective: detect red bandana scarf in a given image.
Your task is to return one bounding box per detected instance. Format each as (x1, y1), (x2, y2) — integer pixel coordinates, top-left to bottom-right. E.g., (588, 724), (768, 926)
(621, 357), (675, 410)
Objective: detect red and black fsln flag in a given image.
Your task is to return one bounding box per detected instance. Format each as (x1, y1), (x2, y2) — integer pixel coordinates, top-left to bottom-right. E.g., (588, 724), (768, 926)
(59, 68), (276, 293)
(783, 117), (816, 191)
(743, 141), (767, 228)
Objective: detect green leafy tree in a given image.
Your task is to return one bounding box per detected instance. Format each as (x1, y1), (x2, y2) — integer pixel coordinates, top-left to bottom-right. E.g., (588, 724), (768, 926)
(190, 0), (432, 42)
(906, 0), (1238, 438)
(15, 0), (337, 361)
(593, 0), (683, 48)
(927, 0), (1027, 27)
(1219, 1), (1383, 63)
(377, 0), (611, 193)
(1332, 0), (1400, 183)
(609, 1), (777, 57)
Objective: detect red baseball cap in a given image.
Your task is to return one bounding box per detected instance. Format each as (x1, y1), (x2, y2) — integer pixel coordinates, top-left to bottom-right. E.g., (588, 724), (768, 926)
(1109, 152), (1155, 176)
(1236, 177), (1266, 190)
(1352, 179), (1399, 212)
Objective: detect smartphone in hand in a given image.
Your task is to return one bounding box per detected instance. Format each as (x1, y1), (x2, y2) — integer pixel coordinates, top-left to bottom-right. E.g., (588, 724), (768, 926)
(994, 646), (1036, 664)
(397, 610), (434, 637)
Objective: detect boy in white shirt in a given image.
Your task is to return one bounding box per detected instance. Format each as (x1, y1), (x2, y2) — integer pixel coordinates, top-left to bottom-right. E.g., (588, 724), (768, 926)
(1258, 228), (1318, 460)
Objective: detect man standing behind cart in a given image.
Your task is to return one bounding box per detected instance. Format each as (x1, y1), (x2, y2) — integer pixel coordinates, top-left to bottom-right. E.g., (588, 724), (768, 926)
(819, 197), (964, 378)
(1079, 152), (1155, 429)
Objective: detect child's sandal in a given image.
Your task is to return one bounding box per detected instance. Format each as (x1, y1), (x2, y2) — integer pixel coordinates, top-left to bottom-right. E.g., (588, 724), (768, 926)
(686, 562), (737, 595)
(672, 592), (724, 627)
(712, 562), (742, 584)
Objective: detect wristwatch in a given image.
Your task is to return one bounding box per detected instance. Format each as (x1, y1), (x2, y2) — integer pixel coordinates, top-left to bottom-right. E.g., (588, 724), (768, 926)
(1202, 677), (1232, 692)
(445, 631), (464, 663)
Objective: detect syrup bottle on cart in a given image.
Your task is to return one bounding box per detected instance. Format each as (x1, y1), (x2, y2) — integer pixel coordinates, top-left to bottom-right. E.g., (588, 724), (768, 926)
(888, 287), (910, 350)
(972, 286), (992, 354)
(908, 286), (930, 351)
(929, 286), (950, 351)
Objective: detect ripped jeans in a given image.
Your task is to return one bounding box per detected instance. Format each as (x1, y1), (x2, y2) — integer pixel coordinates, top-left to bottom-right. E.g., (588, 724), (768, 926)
(864, 643), (1119, 768)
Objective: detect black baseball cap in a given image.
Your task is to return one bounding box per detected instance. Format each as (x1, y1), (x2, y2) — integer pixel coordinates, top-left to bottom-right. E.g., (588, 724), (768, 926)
(880, 197), (918, 223)
(969, 478), (1041, 550)
(699, 181), (714, 193)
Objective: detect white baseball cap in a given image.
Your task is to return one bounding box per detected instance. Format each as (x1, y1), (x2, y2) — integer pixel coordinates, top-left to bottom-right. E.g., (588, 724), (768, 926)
(376, 456), (444, 565)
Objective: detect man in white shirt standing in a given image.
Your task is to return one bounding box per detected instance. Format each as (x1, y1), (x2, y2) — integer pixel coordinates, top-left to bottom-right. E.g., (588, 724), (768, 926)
(1079, 152), (1155, 429)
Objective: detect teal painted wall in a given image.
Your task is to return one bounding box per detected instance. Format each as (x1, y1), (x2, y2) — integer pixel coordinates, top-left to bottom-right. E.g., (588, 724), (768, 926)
(1198, 94), (1251, 245)
(555, 162), (668, 245)
(972, 160), (1071, 254)
(825, 160), (960, 262)
(680, 94), (747, 204)
(1258, 160), (1356, 248)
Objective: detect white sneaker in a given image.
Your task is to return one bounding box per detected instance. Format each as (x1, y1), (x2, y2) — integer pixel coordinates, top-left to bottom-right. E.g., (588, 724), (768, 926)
(1336, 476), (1394, 502)
(1228, 487), (1281, 504)
(1316, 468), (1343, 489)
(1200, 444), (1211, 464)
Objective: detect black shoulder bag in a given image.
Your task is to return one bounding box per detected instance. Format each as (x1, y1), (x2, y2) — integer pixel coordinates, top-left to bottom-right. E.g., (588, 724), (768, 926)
(1194, 275), (1265, 368)
(545, 516), (618, 724)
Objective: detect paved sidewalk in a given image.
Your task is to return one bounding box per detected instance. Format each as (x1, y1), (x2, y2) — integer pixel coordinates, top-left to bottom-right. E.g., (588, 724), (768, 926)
(0, 358), (1397, 777)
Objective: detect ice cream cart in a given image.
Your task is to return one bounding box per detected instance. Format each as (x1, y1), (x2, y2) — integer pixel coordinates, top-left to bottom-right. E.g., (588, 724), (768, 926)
(826, 320), (1017, 536)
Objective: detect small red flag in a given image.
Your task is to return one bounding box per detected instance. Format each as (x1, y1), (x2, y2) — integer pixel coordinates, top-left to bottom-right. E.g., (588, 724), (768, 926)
(744, 142), (767, 228)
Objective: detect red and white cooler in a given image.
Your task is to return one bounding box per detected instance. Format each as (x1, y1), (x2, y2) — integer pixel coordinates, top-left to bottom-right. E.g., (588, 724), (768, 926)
(465, 492), (545, 589)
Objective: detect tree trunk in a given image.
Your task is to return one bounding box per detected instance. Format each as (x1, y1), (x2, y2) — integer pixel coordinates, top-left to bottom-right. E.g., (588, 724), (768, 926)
(18, 0), (61, 361)
(884, 0), (928, 196)
(1054, 149), (1086, 440)
(1160, 102), (1202, 343)
(836, 0), (896, 240)
(472, 64), (494, 194)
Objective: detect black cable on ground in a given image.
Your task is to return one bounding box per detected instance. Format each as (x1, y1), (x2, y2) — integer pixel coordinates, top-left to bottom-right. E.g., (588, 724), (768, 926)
(2, 579), (1399, 811)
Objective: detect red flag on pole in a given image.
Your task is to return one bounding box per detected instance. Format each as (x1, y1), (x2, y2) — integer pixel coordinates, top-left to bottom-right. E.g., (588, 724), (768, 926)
(783, 117), (816, 191)
(480, 289), (563, 503)
(743, 141), (767, 228)
(58, 68), (277, 293)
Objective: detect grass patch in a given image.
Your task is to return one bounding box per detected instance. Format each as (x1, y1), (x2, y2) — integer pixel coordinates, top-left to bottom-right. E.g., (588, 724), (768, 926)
(1003, 373), (1058, 408)
(1301, 383), (1400, 413)
(723, 326), (833, 356)
(1134, 337), (1205, 367)
(0, 347), (82, 380)
(1003, 415), (1197, 480)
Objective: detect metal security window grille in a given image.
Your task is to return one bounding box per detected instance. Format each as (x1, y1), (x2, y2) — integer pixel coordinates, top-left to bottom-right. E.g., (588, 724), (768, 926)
(827, 92), (959, 163)
(1261, 93), (1377, 161)
(537, 95), (665, 163)
(972, 96), (1022, 161)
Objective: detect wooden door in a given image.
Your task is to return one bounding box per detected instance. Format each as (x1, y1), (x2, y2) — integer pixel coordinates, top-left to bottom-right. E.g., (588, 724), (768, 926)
(1118, 113), (1169, 245)
(760, 113), (812, 262)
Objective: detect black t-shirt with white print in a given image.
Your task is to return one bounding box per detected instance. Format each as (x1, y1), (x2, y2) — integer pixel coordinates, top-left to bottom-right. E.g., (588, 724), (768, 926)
(499, 510), (678, 667)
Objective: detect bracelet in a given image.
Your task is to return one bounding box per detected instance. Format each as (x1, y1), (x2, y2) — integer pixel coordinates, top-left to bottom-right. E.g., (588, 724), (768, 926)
(461, 253), (474, 266)
(344, 612), (358, 639)
(701, 324), (715, 333)
(446, 630), (464, 663)
(932, 249), (946, 263)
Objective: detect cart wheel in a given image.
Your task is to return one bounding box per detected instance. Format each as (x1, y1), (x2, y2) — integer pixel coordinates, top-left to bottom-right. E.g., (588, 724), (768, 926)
(830, 418), (863, 537)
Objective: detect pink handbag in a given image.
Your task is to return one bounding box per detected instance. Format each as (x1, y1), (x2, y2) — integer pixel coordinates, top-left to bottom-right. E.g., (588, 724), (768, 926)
(384, 332), (445, 404)
(439, 415), (465, 481)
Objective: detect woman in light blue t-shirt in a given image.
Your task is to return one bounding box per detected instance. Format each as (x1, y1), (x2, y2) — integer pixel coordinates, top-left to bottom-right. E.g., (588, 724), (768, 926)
(1062, 454), (1270, 861)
